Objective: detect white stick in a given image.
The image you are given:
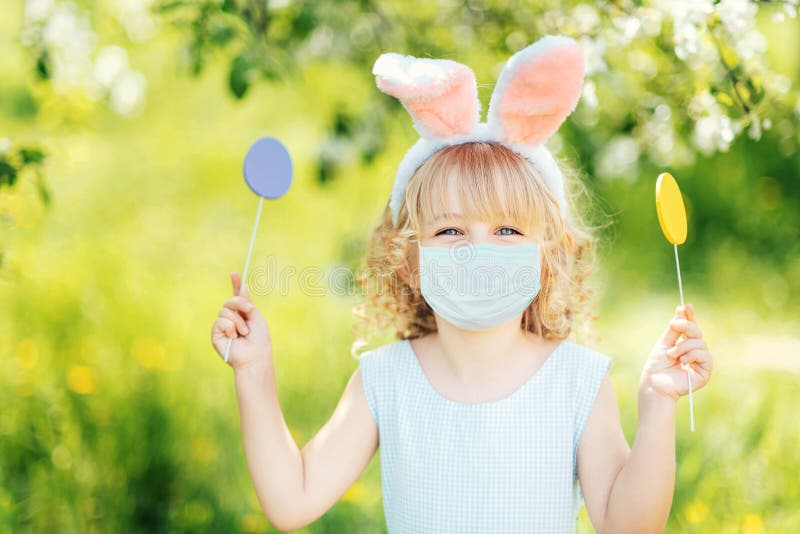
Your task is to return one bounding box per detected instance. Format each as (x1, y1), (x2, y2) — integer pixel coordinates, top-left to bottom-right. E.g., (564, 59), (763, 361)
(674, 242), (694, 432)
(224, 196), (264, 363)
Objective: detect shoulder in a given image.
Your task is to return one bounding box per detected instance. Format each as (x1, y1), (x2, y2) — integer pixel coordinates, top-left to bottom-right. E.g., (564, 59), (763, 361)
(356, 338), (410, 386)
(356, 339), (409, 426)
(356, 338), (408, 367)
(559, 340), (612, 377)
(565, 341), (613, 444)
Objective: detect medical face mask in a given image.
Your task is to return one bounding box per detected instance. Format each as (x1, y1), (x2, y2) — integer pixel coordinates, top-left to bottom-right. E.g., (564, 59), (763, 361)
(416, 241), (542, 331)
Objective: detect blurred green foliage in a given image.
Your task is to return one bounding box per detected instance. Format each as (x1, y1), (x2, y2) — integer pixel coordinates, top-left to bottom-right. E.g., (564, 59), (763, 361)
(2, 0), (799, 532)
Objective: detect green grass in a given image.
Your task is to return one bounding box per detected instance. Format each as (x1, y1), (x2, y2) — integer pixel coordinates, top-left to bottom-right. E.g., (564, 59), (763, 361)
(2, 10), (798, 532)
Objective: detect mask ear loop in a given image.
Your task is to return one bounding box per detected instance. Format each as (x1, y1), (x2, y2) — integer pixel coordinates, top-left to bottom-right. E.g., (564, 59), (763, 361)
(414, 238), (422, 297)
(522, 248), (534, 334)
(523, 303), (529, 333)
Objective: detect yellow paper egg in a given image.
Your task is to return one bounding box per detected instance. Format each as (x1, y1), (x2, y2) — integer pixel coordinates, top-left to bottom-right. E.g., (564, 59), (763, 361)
(655, 172), (687, 245)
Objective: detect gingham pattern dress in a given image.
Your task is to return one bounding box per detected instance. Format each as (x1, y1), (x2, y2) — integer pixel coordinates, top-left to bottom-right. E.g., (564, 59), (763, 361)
(358, 338), (611, 534)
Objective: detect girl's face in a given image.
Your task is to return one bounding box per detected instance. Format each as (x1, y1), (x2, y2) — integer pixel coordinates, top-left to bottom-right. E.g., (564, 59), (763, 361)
(420, 213), (535, 247)
(417, 184), (541, 248)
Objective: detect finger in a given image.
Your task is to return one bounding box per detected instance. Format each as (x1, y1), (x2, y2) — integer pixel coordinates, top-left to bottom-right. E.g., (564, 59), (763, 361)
(683, 303), (695, 322)
(666, 338), (706, 360)
(231, 272), (242, 296)
(223, 295), (254, 315)
(220, 307), (250, 336)
(680, 348), (712, 368)
(675, 307), (690, 345)
(236, 284), (258, 323)
(667, 317), (703, 339)
(213, 317), (236, 339)
(657, 303), (690, 347)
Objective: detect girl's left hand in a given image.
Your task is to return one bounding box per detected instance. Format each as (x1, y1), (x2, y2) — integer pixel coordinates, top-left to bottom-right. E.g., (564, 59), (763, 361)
(640, 303), (713, 401)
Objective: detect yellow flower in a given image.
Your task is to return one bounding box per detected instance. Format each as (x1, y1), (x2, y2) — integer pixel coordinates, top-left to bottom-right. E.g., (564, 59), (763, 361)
(341, 481), (365, 503)
(685, 501), (708, 523)
(742, 514), (763, 534)
(191, 437), (217, 464)
(67, 365), (97, 395)
(132, 337), (166, 370)
(240, 513), (269, 533)
(15, 338), (39, 370)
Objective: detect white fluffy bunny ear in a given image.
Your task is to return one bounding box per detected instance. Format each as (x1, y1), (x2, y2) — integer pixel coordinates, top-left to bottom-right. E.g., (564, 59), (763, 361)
(488, 35), (585, 147)
(372, 53), (481, 139)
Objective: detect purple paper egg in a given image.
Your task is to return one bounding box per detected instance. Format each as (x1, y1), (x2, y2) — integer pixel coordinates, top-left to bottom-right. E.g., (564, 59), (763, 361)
(242, 137), (293, 198)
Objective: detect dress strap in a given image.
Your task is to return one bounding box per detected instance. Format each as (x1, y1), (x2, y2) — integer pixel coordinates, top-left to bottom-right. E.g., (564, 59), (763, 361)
(358, 341), (404, 427)
(572, 348), (612, 515)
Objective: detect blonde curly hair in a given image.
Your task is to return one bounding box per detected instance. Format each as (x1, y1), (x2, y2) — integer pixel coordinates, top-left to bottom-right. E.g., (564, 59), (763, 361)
(350, 141), (609, 358)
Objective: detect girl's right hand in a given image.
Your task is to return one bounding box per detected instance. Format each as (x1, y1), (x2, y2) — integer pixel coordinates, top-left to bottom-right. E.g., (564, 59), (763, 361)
(211, 272), (273, 371)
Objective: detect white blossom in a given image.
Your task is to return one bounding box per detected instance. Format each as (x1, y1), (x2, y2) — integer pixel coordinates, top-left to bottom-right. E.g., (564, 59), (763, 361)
(21, 0), (147, 116)
(748, 114), (762, 141)
(578, 35), (607, 76)
(765, 73), (792, 97)
(24, 0), (53, 22)
(269, 0), (292, 9)
(110, 70), (147, 115)
(636, 7), (663, 37)
(688, 90), (717, 120)
(627, 49), (658, 78)
(717, 0), (758, 35)
(581, 79), (598, 109)
(655, 0), (713, 60)
(114, 0), (158, 42)
(612, 16), (642, 46)
(93, 45), (129, 88)
(693, 113), (740, 154)
(570, 4), (600, 35)
(594, 136), (640, 182)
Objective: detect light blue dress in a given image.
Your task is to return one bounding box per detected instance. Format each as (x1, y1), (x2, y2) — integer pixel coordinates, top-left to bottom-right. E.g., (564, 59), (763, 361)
(358, 338), (611, 534)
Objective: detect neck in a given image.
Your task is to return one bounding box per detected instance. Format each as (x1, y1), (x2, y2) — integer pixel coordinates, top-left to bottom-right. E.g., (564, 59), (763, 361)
(432, 315), (534, 381)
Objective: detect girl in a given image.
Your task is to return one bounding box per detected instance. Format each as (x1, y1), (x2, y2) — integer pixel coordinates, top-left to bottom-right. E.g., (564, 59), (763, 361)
(211, 35), (713, 533)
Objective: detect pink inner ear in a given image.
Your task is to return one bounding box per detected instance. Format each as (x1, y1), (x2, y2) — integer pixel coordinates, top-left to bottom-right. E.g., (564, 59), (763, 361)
(499, 43), (584, 146)
(406, 71), (477, 137)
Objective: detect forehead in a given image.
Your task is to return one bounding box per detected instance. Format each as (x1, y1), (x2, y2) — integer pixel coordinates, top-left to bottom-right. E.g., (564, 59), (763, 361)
(416, 157), (543, 232)
(426, 179), (509, 221)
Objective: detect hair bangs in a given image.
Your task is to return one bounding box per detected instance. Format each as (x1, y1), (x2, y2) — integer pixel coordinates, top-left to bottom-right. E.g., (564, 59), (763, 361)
(405, 142), (557, 238)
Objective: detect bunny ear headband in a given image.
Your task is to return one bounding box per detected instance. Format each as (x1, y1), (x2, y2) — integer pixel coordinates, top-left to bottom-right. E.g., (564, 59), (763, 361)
(372, 34), (585, 227)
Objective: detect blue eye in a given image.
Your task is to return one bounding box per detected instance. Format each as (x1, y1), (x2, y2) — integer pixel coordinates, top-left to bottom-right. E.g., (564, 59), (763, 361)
(497, 227), (522, 235)
(436, 228), (462, 236)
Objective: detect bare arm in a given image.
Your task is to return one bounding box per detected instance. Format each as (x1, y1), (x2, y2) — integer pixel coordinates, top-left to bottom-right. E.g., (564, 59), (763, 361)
(212, 272), (378, 531)
(579, 304), (712, 534)
(579, 304), (713, 534)
(234, 361), (378, 531)
(602, 391), (676, 534)
(576, 373), (633, 534)
(578, 373), (677, 534)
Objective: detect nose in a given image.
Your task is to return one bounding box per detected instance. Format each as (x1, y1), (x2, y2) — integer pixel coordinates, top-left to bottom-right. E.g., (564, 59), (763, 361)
(465, 222), (492, 244)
